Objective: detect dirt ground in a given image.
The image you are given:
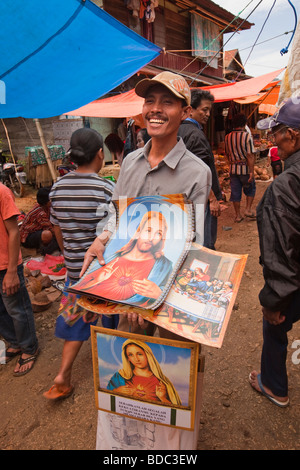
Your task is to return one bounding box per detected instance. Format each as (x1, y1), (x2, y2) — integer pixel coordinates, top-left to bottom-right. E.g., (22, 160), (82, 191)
(1, 182), (299, 451)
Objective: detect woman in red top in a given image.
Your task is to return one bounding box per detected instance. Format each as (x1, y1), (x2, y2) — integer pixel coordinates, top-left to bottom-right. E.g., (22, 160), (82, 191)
(268, 146), (282, 178)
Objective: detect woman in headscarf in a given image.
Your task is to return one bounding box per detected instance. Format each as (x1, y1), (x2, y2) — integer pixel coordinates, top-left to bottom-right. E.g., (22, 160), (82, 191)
(107, 339), (181, 406)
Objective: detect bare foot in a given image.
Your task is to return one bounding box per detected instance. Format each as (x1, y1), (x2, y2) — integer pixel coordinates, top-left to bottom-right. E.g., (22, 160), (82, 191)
(249, 370), (289, 407)
(53, 372), (72, 393)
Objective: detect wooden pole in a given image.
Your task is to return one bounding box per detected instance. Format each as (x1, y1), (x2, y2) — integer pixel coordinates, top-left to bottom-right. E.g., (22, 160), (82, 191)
(1, 119), (17, 166)
(34, 118), (57, 182)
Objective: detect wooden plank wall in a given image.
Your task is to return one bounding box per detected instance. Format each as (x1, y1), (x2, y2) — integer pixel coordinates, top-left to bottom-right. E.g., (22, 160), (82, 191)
(0, 117), (56, 163)
(165, 8), (190, 52)
(103, 0), (130, 27)
(0, 117), (61, 188)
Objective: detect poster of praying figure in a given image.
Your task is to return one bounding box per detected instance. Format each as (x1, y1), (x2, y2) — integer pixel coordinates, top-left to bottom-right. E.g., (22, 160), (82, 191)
(91, 327), (199, 430)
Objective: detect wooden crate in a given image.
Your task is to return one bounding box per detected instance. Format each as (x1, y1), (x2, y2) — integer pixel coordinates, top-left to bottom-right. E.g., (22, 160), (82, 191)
(27, 152), (62, 188)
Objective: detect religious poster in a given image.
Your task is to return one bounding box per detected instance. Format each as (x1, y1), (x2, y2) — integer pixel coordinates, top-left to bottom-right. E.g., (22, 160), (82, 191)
(91, 327), (199, 430)
(68, 194), (194, 310)
(79, 245), (247, 348)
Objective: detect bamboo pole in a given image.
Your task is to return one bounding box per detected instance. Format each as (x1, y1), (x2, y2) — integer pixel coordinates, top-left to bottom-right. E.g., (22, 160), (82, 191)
(1, 119), (17, 166)
(34, 118), (57, 182)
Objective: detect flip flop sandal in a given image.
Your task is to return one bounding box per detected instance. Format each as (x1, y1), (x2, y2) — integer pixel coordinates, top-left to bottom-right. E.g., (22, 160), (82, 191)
(13, 350), (39, 377)
(52, 280), (65, 292)
(43, 384), (74, 401)
(249, 373), (289, 408)
(4, 349), (21, 363)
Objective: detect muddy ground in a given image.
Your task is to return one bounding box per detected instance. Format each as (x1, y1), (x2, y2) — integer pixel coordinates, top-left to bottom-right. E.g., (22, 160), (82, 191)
(0, 182), (299, 451)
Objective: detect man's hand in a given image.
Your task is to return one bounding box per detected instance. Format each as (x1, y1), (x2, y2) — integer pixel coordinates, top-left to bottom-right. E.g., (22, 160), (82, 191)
(80, 238), (106, 277)
(248, 172), (254, 183)
(2, 269), (20, 296)
(262, 306), (286, 325)
(210, 199), (221, 218)
(126, 312), (148, 330)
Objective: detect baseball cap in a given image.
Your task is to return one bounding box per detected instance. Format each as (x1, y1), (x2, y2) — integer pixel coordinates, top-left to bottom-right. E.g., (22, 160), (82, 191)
(135, 71), (191, 106)
(257, 97), (300, 130)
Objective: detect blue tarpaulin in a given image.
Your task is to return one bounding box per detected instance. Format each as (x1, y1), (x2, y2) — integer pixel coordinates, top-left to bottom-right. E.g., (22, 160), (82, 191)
(0, 0), (161, 118)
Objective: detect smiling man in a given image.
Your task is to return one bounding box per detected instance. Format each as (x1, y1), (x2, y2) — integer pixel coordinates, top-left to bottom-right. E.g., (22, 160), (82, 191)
(91, 72), (211, 451)
(249, 97), (300, 408)
(82, 72), (212, 290)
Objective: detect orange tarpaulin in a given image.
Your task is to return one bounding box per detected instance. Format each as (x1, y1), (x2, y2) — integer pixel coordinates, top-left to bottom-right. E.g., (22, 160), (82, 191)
(65, 69), (284, 118)
(65, 89), (144, 118)
(202, 69), (284, 102)
(234, 83), (280, 106)
(259, 103), (278, 115)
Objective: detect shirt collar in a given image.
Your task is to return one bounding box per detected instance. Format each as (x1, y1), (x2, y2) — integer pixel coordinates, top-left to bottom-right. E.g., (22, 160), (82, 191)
(185, 117), (202, 129)
(142, 137), (187, 170)
(284, 148), (300, 170)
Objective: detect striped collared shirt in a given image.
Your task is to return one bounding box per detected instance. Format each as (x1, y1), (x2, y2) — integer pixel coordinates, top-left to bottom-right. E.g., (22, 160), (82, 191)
(50, 172), (114, 281)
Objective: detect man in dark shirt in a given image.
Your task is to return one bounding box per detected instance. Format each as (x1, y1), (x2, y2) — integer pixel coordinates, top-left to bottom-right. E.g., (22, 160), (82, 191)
(215, 106), (225, 144)
(249, 98), (300, 408)
(178, 89), (222, 249)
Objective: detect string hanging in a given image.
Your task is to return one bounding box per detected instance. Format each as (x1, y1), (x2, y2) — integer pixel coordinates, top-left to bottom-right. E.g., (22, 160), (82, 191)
(280, 0), (298, 55)
(178, 0), (255, 75)
(235, 0), (277, 80)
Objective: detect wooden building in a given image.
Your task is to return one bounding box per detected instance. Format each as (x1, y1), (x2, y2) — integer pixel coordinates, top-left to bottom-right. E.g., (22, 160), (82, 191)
(99, 0), (253, 86)
(0, 0), (254, 186)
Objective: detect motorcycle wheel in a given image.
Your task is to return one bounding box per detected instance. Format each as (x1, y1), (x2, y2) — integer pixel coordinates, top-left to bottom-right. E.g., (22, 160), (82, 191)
(11, 175), (24, 197)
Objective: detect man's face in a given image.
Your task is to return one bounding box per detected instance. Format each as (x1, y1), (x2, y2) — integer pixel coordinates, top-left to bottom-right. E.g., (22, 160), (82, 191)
(191, 99), (213, 126)
(142, 84), (190, 140)
(269, 125), (295, 160)
(136, 216), (165, 254)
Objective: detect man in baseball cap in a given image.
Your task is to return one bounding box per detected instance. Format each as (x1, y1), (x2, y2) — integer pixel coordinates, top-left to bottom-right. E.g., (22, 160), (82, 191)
(135, 71), (191, 106)
(257, 96), (300, 130)
(250, 96), (300, 407)
(82, 70), (211, 450)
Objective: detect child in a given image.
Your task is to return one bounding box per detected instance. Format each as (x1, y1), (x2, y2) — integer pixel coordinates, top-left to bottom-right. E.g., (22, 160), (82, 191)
(20, 187), (59, 254)
(43, 128), (115, 400)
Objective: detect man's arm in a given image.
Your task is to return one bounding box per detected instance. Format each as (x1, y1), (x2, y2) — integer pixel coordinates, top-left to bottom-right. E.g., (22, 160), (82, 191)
(245, 133), (255, 182)
(209, 189), (221, 217)
(53, 224), (64, 253)
(3, 216), (21, 295)
(246, 152), (255, 182)
(79, 230), (112, 277)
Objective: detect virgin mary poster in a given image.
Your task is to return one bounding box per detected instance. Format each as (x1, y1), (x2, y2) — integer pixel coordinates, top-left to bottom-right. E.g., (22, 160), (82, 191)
(91, 327), (199, 430)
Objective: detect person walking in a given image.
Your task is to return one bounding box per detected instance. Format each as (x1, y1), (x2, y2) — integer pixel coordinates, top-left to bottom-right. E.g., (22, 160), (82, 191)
(249, 98), (300, 407)
(225, 113), (256, 223)
(43, 128), (115, 400)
